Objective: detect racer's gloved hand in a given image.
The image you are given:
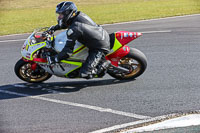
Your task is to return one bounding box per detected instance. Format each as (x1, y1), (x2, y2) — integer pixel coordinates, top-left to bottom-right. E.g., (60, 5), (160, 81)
(48, 25), (60, 33)
(47, 55), (59, 65)
(42, 31), (48, 37)
(47, 26), (56, 34)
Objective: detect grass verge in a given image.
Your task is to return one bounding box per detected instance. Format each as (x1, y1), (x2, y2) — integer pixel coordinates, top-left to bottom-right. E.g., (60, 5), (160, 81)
(0, 0), (200, 35)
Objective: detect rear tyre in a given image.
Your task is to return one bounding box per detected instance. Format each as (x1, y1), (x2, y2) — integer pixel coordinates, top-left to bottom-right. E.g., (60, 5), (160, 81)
(107, 48), (147, 80)
(14, 59), (52, 83)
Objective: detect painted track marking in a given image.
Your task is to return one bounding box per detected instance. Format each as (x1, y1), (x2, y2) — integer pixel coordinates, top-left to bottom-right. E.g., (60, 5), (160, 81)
(90, 112), (200, 133)
(121, 114), (200, 133)
(0, 39), (26, 43)
(141, 30), (171, 34)
(0, 89), (151, 119)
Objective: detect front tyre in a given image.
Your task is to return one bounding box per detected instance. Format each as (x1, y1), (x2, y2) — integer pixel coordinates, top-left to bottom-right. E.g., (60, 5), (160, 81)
(108, 48), (147, 80)
(14, 59), (52, 83)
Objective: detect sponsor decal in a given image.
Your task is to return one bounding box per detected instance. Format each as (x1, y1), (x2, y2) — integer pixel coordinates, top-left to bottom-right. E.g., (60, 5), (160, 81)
(129, 33), (133, 37)
(124, 33), (129, 37)
(116, 31), (142, 46)
(119, 32), (137, 39)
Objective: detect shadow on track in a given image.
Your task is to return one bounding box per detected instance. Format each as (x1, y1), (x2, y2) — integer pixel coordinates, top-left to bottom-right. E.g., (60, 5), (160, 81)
(0, 79), (134, 100)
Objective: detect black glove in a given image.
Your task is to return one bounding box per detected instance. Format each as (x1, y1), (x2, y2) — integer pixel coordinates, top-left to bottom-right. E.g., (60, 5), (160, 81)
(47, 26), (55, 34)
(47, 55), (59, 65)
(48, 25), (60, 33)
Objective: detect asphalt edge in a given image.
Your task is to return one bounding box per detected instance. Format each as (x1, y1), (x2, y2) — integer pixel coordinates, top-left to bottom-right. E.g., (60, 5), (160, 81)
(116, 111), (200, 133)
(90, 110), (200, 133)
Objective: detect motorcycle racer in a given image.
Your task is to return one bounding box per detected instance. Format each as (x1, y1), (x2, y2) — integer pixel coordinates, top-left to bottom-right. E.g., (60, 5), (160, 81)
(48, 1), (111, 79)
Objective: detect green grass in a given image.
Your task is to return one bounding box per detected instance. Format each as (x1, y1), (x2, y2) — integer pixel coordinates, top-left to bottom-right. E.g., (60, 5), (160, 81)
(0, 0), (200, 35)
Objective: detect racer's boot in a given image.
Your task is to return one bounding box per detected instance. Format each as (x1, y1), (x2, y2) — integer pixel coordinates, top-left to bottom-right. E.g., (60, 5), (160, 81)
(96, 59), (111, 77)
(80, 50), (105, 79)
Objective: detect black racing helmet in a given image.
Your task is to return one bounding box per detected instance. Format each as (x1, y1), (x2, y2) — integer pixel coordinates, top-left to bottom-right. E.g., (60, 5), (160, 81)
(56, 1), (77, 28)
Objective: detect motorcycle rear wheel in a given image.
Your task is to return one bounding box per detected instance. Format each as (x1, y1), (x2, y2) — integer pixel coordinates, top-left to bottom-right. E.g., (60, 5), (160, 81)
(14, 59), (52, 83)
(107, 48), (147, 80)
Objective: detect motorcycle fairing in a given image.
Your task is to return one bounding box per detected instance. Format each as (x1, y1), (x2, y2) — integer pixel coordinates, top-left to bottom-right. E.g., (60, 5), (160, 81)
(38, 60), (82, 77)
(61, 60), (82, 77)
(116, 31), (142, 45)
(106, 31), (142, 66)
(37, 46), (85, 77)
(21, 40), (46, 60)
(107, 36), (122, 55)
(72, 45), (86, 55)
(54, 31), (88, 60)
(20, 29), (87, 78)
(106, 46), (130, 66)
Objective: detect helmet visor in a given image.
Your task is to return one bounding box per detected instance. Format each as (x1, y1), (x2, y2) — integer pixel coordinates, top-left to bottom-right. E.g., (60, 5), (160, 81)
(56, 13), (64, 21)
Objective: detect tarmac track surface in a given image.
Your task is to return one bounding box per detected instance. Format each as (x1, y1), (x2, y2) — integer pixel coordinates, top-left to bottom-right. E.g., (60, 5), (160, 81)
(0, 14), (200, 133)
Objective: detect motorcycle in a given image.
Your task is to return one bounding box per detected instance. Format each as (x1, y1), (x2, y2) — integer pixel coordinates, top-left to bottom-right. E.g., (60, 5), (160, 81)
(14, 27), (147, 83)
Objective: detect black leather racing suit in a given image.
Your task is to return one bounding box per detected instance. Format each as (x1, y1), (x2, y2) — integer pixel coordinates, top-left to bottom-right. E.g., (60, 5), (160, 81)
(55, 11), (110, 77)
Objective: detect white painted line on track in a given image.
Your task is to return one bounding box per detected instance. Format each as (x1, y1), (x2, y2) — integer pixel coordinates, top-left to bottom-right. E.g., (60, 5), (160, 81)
(89, 114), (176, 133)
(0, 89), (151, 119)
(141, 30), (172, 34)
(90, 112), (200, 133)
(0, 39), (26, 43)
(0, 33), (30, 38)
(90, 119), (154, 133)
(0, 30), (171, 43)
(122, 114), (200, 133)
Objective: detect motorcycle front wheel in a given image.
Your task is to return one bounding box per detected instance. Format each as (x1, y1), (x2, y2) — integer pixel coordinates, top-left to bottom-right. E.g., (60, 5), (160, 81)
(107, 48), (147, 80)
(14, 59), (52, 83)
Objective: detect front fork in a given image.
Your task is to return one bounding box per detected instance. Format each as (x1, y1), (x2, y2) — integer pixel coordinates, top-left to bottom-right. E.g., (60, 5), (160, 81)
(22, 57), (37, 71)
